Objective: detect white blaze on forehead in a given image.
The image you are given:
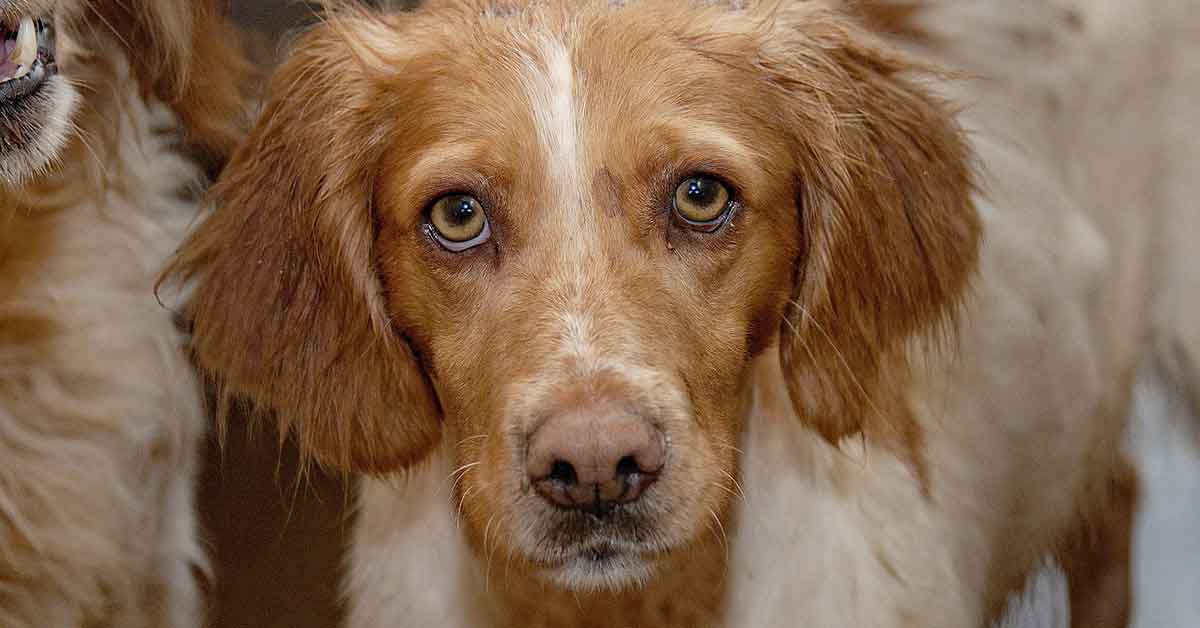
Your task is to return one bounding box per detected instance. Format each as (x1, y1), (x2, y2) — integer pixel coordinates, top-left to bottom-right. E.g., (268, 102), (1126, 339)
(522, 36), (599, 358)
(526, 37), (584, 205)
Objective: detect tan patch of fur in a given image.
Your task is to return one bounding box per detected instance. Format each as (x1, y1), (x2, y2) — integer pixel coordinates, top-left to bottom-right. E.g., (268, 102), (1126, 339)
(162, 13), (443, 473)
(82, 0), (253, 160)
(849, 0), (931, 40)
(0, 0), (249, 624)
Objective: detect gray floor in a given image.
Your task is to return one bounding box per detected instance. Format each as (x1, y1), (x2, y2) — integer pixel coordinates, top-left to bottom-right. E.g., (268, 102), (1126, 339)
(1128, 368), (1200, 627)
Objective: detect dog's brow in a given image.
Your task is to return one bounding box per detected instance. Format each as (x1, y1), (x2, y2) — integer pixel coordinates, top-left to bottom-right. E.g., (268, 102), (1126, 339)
(593, 167), (622, 218)
(400, 143), (489, 198)
(664, 121), (758, 173)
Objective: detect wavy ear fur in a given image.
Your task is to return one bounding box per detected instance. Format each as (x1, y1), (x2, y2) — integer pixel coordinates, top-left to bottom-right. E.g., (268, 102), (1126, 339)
(164, 13), (441, 473)
(763, 2), (981, 444)
(84, 0), (254, 161)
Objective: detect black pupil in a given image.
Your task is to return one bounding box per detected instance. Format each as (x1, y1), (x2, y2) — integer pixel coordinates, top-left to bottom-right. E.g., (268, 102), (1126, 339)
(446, 196), (476, 226)
(686, 178), (718, 206)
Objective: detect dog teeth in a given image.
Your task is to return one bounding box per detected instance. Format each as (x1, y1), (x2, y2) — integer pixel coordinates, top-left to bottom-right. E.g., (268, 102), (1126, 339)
(11, 16), (37, 67)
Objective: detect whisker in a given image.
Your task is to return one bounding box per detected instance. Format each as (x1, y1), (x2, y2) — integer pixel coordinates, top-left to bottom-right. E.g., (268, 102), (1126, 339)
(444, 460), (480, 497)
(483, 512), (501, 593)
(717, 469), (748, 503)
(456, 433), (489, 446)
(503, 523), (517, 591)
(707, 506), (730, 564)
(712, 481), (744, 505)
(454, 485), (480, 530)
(65, 122), (109, 181)
(711, 441), (747, 457)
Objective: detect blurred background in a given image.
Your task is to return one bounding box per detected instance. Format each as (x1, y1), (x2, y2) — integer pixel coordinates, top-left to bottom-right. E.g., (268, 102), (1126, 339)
(203, 12), (349, 628)
(205, 3), (1200, 628)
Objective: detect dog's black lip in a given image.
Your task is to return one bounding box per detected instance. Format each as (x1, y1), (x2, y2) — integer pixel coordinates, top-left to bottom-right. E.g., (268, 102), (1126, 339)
(584, 544), (617, 561)
(0, 59), (52, 104)
(539, 529), (668, 565)
(0, 15), (56, 107)
(534, 542), (625, 568)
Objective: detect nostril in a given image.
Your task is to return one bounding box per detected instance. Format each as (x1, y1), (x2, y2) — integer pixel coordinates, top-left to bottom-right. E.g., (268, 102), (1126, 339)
(549, 459), (577, 486)
(615, 455), (639, 478)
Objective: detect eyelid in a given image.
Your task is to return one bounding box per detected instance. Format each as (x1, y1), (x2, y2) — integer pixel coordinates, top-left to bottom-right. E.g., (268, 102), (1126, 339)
(674, 202), (736, 232)
(422, 188), (479, 217)
(426, 217), (493, 252)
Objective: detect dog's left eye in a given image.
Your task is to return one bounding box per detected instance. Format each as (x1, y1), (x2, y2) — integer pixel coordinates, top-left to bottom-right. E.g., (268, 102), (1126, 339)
(428, 194), (492, 251)
(673, 176), (733, 230)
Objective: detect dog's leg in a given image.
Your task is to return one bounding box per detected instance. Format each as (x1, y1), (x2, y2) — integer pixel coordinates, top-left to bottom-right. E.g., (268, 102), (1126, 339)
(1058, 459), (1139, 628)
(148, 467), (206, 628)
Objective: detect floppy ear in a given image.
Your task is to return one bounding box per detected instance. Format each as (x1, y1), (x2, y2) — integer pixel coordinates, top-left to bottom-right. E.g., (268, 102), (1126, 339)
(154, 1), (255, 160)
(764, 4), (981, 443)
(163, 17), (441, 473)
(88, 0), (253, 161)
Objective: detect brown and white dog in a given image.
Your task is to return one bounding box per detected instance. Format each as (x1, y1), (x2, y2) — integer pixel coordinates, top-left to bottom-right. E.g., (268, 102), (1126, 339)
(168, 0), (1196, 626)
(0, 0), (246, 625)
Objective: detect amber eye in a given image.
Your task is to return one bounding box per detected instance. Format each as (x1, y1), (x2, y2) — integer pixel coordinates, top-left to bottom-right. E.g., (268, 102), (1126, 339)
(428, 194), (491, 251)
(673, 176), (732, 228)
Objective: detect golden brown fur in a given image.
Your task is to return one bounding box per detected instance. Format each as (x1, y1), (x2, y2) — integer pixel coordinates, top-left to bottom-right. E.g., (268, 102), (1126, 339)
(86, 1), (245, 152)
(167, 0), (1192, 626)
(0, 0), (248, 624)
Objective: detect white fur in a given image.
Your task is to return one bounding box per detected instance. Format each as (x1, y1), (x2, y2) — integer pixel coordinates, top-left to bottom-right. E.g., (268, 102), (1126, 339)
(520, 35), (583, 218)
(0, 27), (206, 628)
(534, 40), (579, 186)
(522, 36), (605, 367)
(546, 546), (654, 592)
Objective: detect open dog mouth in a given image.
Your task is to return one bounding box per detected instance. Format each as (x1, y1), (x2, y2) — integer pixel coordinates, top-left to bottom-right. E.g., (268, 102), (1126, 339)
(0, 15), (54, 104)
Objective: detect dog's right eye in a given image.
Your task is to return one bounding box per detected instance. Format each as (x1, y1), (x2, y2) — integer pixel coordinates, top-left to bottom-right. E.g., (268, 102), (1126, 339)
(427, 194), (492, 252)
(672, 176), (733, 231)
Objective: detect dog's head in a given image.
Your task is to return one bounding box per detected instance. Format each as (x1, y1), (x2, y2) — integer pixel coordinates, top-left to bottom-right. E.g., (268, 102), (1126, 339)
(0, 0), (246, 185)
(169, 0), (978, 592)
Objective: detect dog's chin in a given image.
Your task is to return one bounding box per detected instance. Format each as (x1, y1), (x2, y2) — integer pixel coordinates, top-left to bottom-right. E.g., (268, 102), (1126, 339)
(0, 14), (75, 187)
(1, 75), (76, 185)
(539, 544), (658, 593)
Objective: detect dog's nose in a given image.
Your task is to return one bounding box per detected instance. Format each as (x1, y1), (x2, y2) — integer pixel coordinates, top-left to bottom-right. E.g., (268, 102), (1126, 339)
(527, 403), (666, 516)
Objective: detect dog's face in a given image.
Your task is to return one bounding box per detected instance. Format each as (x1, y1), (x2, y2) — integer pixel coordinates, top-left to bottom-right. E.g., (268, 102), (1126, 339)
(371, 16), (804, 587)
(171, 0), (979, 592)
(0, 0), (245, 186)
